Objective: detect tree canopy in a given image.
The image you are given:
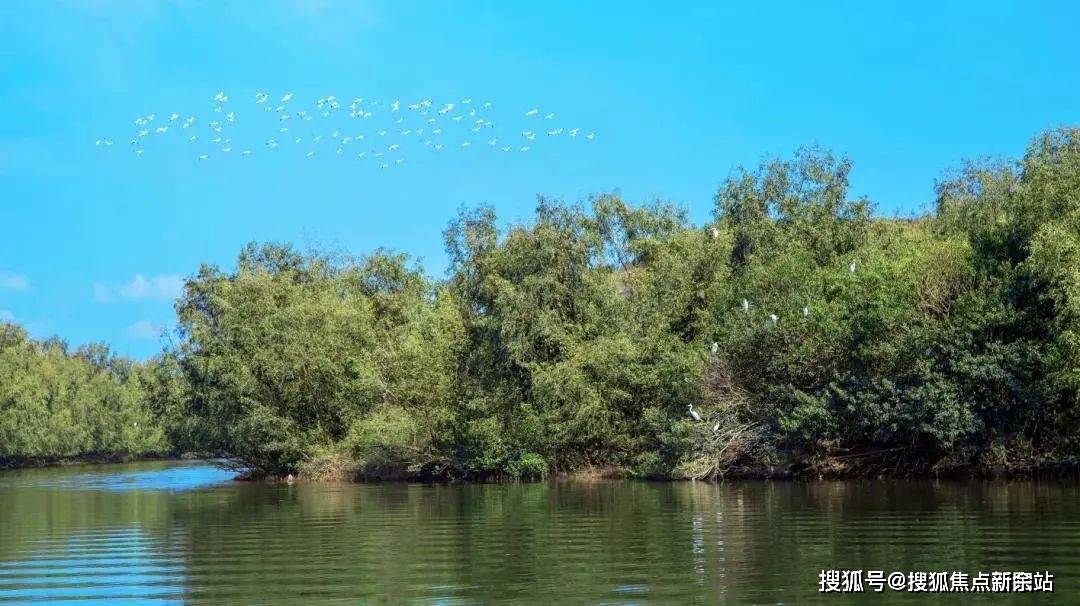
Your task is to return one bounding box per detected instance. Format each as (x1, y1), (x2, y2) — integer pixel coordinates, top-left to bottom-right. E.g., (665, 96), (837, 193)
(4, 128), (1079, 479)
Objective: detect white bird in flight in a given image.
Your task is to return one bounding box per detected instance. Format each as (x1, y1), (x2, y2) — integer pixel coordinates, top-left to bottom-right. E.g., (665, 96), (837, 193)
(104, 91), (598, 169)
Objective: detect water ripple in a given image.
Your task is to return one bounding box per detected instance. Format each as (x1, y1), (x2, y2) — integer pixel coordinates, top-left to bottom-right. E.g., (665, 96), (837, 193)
(0, 464), (1076, 604)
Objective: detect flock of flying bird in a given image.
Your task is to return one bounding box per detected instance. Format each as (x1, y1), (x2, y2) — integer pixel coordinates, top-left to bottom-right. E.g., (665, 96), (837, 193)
(95, 91), (596, 168)
(690, 255), (861, 428)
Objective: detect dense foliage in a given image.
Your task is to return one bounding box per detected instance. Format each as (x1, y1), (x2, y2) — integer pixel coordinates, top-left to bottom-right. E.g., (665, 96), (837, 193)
(0, 325), (167, 464)
(3, 128), (1079, 478)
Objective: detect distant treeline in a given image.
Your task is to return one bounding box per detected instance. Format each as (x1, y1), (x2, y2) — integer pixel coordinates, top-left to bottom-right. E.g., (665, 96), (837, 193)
(4, 128), (1079, 479)
(0, 327), (167, 466)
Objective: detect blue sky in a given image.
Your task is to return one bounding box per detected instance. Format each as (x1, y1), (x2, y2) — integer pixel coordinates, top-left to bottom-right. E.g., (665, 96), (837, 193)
(1, 0), (1077, 358)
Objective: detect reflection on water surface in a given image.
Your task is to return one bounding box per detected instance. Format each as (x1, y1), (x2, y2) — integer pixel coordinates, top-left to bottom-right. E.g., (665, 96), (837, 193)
(0, 461), (1074, 604)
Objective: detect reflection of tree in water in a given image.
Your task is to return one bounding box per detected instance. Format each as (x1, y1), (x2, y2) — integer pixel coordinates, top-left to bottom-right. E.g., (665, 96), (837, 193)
(675, 480), (1077, 604)
(0, 463), (203, 604)
(2, 464), (1077, 604)
(0, 462), (206, 559)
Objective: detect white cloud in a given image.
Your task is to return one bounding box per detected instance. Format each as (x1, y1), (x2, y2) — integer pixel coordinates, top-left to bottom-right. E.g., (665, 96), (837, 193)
(95, 274), (184, 302)
(127, 320), (163, 340)
(0, 270), (31, 292)
(120, 274), (184, 300)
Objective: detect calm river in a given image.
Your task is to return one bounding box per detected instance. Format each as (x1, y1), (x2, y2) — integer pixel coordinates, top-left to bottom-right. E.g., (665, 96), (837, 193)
(0, 460), (1075, 604)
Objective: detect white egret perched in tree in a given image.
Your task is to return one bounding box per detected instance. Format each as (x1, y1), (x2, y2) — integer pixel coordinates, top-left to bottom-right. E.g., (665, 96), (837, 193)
(710, 342), (719, 355)
(802, 306), (809, 317)
(742, 299), (750, 313)
(769, 314), (778, 325)
(687, 404), (701, 422)
(711, 227), (719, 239)
(849, 260), (857, 273)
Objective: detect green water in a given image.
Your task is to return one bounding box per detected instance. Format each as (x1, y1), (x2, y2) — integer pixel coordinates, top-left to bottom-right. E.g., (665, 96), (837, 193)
(0, 461), (1075, 604)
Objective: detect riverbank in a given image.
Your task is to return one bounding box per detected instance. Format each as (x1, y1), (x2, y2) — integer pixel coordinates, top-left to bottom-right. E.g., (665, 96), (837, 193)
(0, 452), (198, 472)
(243, 451), (1080, 484)
(6, 452), (1080, 483)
